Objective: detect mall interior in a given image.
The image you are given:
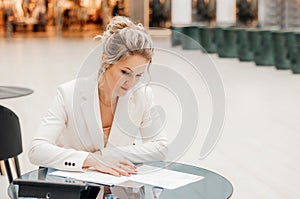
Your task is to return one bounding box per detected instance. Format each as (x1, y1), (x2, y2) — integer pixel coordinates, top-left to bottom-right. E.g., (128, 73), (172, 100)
(1, 0), (300, 199)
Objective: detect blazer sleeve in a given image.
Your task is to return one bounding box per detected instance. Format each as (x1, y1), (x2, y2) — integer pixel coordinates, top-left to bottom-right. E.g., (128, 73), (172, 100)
(101, 87), (169, 163)
(28, 86), (89, 171)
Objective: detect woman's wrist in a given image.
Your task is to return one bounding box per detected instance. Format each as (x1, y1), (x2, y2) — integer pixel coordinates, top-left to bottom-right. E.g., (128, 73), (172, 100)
(82, 150), (102, 169)
(82, 154), (93, 168)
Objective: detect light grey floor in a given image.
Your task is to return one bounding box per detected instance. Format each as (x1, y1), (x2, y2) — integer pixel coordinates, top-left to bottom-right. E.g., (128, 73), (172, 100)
(0, 35), (300, 199)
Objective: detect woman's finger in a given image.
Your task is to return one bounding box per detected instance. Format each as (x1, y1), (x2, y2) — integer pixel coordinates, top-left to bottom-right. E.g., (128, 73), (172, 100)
(117, 163), (137, 174)
(111, 165), (130, 176)
(97, 166), (121, 177)
(119, 159), (136, 168)
(90, 154), (134, 176)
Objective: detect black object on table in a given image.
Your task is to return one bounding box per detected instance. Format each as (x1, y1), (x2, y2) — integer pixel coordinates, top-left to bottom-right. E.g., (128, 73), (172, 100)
(0, 86), (33, 99)
(8, 162), (233, 199)
(10, 168), (99, 199)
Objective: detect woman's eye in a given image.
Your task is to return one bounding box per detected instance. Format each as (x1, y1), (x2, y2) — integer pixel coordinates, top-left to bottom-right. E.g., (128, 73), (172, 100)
(136, 74), (143, 78)
(121, 70), (130, 75)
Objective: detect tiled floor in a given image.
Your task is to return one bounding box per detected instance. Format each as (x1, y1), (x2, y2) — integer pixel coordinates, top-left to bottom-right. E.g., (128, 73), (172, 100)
(0, 176), (9, 199)
(0, 34), (300, 198)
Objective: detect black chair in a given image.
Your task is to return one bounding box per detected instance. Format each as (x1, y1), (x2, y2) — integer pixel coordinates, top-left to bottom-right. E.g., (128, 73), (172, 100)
(0, 105), (22, 183)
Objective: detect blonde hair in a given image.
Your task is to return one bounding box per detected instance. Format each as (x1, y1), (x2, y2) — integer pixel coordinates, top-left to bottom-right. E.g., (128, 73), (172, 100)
(96, 16), (153, 75)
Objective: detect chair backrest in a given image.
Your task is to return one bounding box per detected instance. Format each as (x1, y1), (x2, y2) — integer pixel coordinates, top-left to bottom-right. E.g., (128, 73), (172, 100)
(0, 105), (23, 183)
(0, 105), (22, 159)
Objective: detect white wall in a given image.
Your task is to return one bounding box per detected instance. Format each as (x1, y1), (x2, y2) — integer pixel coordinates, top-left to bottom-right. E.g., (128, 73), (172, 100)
(171, 0), (192, 24)
(216, 0), (236, 25)
(258, 0), (266, 26)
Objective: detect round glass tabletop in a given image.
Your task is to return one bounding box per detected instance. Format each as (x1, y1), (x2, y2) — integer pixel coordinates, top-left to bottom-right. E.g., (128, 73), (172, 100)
(144, 162), (233, 199)
(8, 162), (233, 199)
(0, 86), (33, 99)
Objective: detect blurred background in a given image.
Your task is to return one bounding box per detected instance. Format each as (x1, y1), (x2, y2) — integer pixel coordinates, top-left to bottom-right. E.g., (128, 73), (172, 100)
(0, 0), (299, 38)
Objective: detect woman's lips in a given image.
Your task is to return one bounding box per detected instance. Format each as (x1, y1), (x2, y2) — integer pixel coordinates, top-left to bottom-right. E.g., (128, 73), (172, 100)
(121, 87), (129, 91)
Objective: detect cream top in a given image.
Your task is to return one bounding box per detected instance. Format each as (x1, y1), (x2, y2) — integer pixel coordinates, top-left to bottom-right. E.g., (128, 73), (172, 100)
(103, 126), (111, 147)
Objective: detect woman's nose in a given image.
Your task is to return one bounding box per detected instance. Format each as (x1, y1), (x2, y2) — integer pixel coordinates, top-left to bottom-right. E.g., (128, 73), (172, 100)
(125, 76), (137, 87)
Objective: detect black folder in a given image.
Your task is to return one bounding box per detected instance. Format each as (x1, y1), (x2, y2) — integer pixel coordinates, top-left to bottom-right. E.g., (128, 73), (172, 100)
(12, 168), (100, 199)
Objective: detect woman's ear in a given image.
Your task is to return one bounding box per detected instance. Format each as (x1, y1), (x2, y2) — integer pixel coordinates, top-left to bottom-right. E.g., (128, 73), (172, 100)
(101, 55), (106, 63)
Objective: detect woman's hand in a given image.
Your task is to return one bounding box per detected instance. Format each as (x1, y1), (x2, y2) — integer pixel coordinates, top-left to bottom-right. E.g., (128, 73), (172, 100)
(83, 151), (137, 177)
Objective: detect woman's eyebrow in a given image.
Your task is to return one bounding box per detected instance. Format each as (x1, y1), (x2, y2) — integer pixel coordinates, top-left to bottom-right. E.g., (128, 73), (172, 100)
(123, 67), (134, 72)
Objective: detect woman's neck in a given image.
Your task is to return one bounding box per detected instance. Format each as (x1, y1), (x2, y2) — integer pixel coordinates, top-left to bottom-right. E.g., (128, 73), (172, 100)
(98, 77), (117, 106)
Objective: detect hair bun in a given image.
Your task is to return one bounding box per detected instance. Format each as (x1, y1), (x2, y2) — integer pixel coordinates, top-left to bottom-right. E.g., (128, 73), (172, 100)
(107, 16), (134, 32)
(94, 16), (145, 41)
(104, 16), (136, 38)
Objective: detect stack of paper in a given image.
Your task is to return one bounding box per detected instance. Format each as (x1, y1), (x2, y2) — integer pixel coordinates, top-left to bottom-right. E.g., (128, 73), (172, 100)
(50, 170), (127, 186)
(50, 165), (204, 189)
(128, 165), (204, 189)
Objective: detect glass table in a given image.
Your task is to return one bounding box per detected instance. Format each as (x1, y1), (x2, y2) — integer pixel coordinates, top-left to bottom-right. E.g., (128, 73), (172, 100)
(0, 86), (33, 99)
(8, 162), (233, 199)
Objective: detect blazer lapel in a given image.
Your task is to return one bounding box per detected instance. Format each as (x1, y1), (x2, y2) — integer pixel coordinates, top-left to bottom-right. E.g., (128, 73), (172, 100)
(77, 76), (142, 149)
(78, 75), (104, 150)
(108, 92), (140, 147)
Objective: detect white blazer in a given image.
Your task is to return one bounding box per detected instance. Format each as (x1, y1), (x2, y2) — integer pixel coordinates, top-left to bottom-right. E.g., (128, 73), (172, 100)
(29, 73), (168, 171)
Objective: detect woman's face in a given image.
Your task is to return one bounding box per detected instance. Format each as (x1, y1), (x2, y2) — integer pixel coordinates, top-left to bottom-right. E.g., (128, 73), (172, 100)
(104, 54), (149, 96)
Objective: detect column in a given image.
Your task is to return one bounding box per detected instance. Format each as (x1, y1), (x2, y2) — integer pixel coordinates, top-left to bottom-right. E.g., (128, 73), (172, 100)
(128, 0), (145, 25)
(258, 0), (268, 26)
(144, 0), (149, 27)
(171, 0), (192, 24)
(216, 0), (236, 25)
(258, 0), (282, 27)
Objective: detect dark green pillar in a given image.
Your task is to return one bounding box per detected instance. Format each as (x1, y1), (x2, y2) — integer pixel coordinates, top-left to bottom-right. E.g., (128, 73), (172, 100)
(236, 28), (254, 61)
(181, 26), (202, 50)
(254, 30), (275, 66)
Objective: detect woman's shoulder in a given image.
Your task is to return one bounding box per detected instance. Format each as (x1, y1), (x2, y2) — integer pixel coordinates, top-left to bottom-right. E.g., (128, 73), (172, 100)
(57, 73), (98, 94)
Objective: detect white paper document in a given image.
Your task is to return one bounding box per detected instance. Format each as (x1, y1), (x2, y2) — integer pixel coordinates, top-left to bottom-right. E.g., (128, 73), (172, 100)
(128, 165), (204, 189)
(50, 170), (128, 186)
(50, 165), (204, 190)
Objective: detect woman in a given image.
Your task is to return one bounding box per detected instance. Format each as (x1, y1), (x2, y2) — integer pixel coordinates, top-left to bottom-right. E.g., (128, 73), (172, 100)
(29, 16), (168, 177)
